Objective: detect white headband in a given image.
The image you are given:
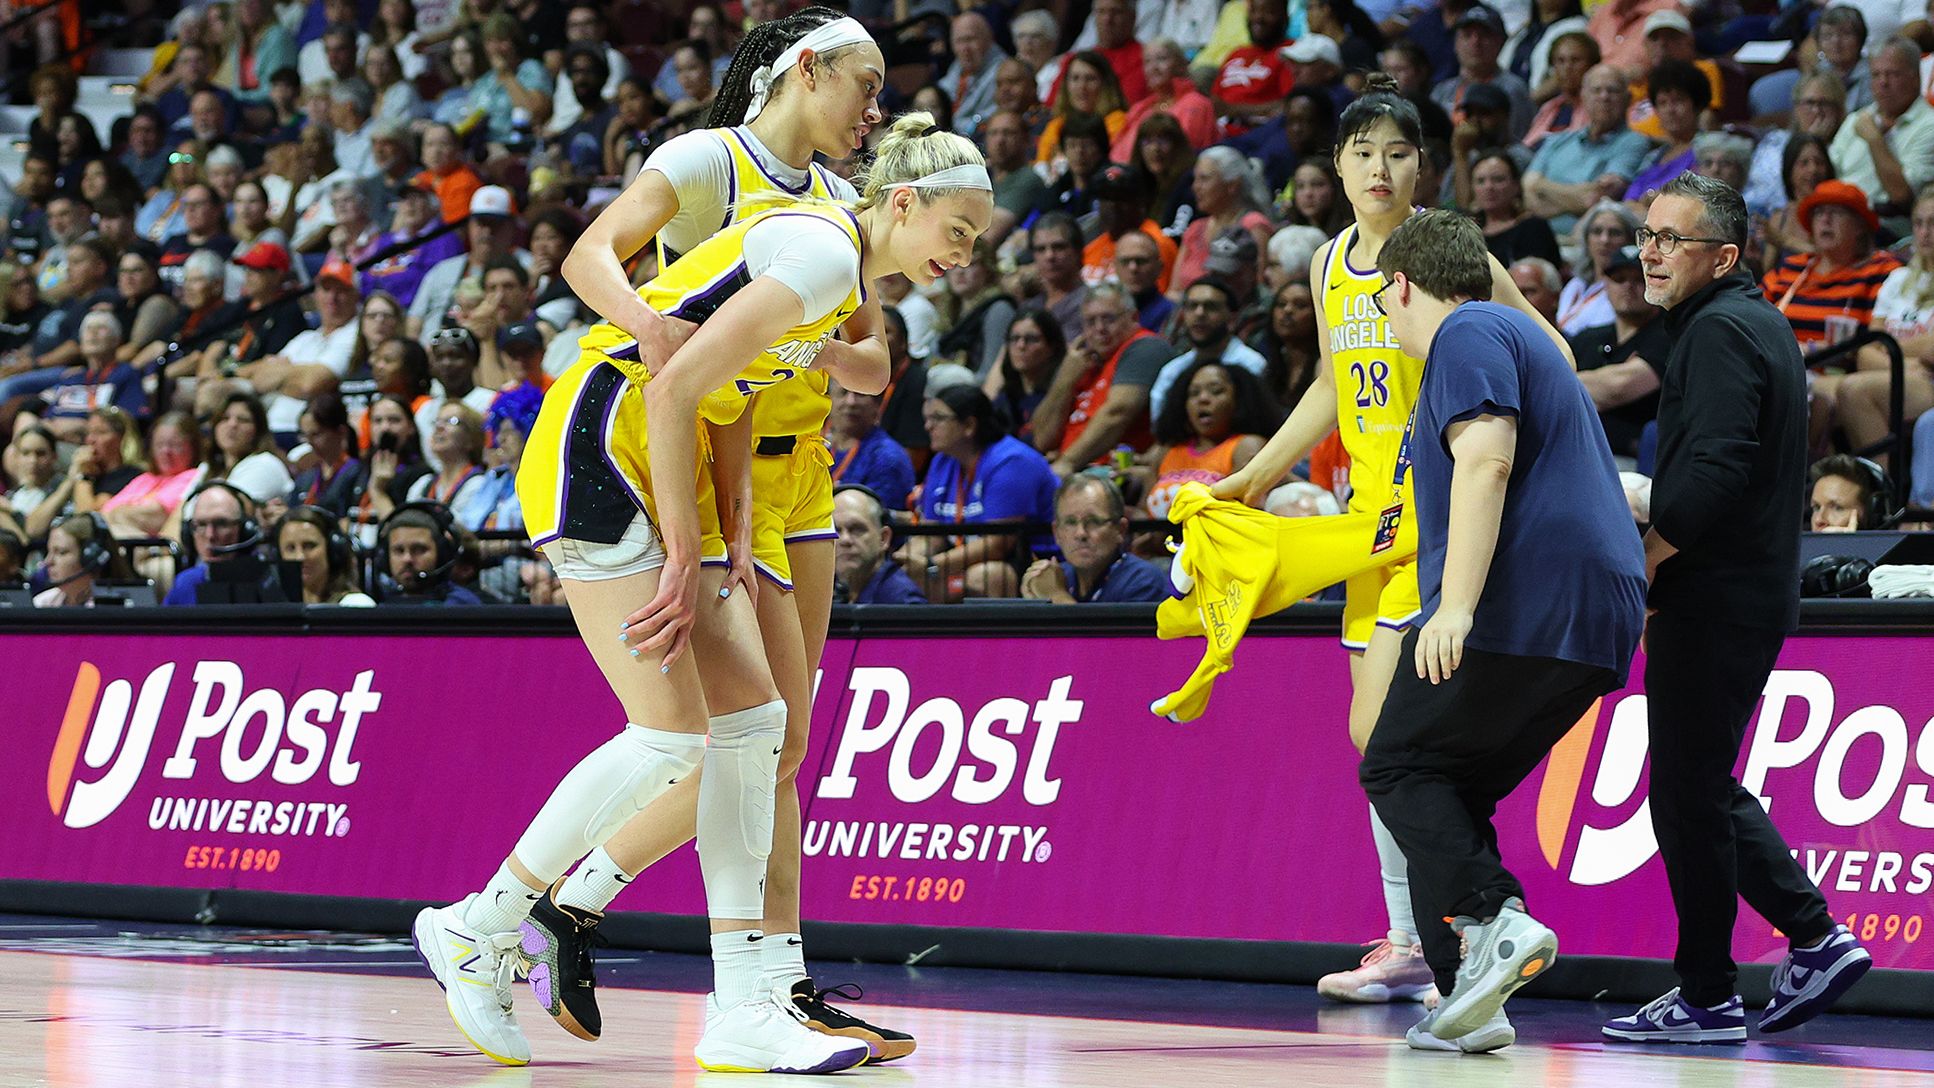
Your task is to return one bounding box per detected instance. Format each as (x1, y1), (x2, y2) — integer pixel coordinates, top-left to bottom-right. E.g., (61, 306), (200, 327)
(745, 17), (874, 122)
(891, 163), (994, 192)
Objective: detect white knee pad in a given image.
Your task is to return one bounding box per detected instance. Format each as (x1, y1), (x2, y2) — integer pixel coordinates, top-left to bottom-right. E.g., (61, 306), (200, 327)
(514, 724), (704, 884)
(697, 699), (786, 921)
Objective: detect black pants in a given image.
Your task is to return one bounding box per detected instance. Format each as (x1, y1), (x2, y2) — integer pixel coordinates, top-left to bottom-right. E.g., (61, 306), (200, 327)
(1645, 611), (1835, 1006)
(1360, 630), (1618, 995)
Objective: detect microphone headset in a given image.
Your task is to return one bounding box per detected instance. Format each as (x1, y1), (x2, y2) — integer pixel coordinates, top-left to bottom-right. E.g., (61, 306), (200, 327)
(377, 500), (462, 594)
(180, 479), (264, 561)
(39, 512), (117, 589)
(279, 504), (357, 581)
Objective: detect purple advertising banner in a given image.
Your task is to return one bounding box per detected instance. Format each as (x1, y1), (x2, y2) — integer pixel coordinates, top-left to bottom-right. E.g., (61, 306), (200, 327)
(5, 628), (1931, 971)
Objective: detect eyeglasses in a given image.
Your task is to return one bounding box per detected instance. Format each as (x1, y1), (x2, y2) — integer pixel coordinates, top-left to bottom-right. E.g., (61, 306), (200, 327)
(430, 327), (476, 347)
(1636, 227), (1729, 255)
(169, 152), (197, 165)
(1055, 515), (1114, 534)
(1370, 277), (1394, 316)
(434, 416), (466, 429)
(1081, 311), (1125, 326)
(1006, 331), (1043, 345)
(193, 518), (242, 534)
(921, 412), (959, 425)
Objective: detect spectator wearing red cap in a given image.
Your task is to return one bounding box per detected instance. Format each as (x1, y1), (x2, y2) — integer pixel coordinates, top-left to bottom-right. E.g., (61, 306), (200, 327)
(1761, 180), (1902, 358)
(200, 242), (308, 374)
(1829, 36), (1934, 218)
(407, 185), (531, 344)
(1081, 165), (1180, 292)
(247, 258), (364, 441)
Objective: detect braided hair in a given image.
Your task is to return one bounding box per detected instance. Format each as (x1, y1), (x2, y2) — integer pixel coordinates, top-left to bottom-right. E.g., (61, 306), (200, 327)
(708, 6), (853, 128)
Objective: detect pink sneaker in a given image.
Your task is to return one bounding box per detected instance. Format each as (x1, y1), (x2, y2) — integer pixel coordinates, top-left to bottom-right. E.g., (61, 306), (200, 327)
(1317, 933), (1440, 1004)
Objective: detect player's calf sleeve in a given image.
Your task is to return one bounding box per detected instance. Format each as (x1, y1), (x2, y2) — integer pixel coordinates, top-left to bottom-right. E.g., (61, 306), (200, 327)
(1368, 802), (1419, 942)
(697, 699), (787, 921)
(513, 724), (705, 884)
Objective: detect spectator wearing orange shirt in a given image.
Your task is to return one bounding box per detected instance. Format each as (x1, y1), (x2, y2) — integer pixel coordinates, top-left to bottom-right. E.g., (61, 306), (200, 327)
(1588, 0), (1684, 82)
(1081, 165), (1180, 292)
(1762, 180), (1902, 360)
(413, 122), (484, 225)
(1624, 11), (1723, 139)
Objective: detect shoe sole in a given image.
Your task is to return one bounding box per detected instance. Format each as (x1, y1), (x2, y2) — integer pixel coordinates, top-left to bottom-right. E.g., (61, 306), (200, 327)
(806, 1020), (918, 1063)
(1408, 1019), (1514, 1053)
(694, 1042), (871, 1074)
(1318, 980), (1437, 1004)
(1433, 929), (1557, 1040)
(411, 910), (532, 1067)
(1602, 1024), (1747, 1044)
(1759, 948), (1873, 1034)
(518, 918), (600, 1042)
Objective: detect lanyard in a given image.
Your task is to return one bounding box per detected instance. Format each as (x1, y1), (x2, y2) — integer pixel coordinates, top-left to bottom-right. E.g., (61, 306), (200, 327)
(831, 439), (862, 483)
(431, 464), (481, 503)
(952, 459), (978, 524)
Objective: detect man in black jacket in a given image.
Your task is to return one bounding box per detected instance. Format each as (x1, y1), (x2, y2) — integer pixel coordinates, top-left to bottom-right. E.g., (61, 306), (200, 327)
(1603, 173), (1870, 1045)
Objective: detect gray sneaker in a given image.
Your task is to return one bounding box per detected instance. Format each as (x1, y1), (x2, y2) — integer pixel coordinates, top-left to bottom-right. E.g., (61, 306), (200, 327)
(1407, 1006), (1516, 1053)
(1432, 897), (1557, 1041)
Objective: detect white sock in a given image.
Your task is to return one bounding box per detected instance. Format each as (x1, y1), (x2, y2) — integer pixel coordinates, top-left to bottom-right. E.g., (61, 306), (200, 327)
(1368, 803), (1418, 942)
(763, 932), (807, 991)
(712, 930), (767, 1007)
(557, 845), (635, 914)
(465, 861), (544, 935)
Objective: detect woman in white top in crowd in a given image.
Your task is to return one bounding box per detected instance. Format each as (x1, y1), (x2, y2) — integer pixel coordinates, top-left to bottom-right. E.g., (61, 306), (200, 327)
(1556, 199), (1639, 335)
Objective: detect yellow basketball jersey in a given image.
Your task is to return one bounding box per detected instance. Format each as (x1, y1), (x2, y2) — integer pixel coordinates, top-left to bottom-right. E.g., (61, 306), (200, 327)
(655, 127), (850, 441)
(521, 204), (865, 546)
(1320, 223), (1426, 512)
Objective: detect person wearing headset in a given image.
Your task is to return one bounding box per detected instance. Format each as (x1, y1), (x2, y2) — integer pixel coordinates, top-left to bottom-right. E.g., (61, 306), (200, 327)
(1808, 454), (1892, 532)
(277, 505), (375, 605)
(33, 513), (128, 607)
(163, 480), (277, 605)
(378, 501), (479, 605)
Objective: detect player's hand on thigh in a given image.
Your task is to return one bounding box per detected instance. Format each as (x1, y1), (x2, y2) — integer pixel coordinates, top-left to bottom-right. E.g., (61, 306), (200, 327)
(1415, 609), (1473, 685)
(623, 556), (702, 671)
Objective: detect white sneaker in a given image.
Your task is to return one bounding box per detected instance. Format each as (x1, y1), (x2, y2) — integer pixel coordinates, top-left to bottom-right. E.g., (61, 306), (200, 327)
(1407, 1007), (1516, 1053)
(695, 987), (872, 1074)
(412, 895), (532, 1065)
(1433, 898), (1557, 1042)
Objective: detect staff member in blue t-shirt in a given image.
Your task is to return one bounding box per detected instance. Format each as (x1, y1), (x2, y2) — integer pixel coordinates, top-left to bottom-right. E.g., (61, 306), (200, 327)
(828, 377), (917, 510)
(1022, 473), (1167, 603)
(1354, 209), (1647, 1052)
(907, 384), (1059, 601)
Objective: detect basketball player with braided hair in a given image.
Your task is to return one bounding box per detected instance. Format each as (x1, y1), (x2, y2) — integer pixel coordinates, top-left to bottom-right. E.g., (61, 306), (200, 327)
(1207, 73), (1572, 1049)
(410, 108), (990, 1072)
(506, 9), (920, 1063)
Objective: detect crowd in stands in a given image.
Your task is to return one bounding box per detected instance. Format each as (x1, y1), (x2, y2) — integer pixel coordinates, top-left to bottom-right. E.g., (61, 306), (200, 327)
(3, 0), (1933, 608)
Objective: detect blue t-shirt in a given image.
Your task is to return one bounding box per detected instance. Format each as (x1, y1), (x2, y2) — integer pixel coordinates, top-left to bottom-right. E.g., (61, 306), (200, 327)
(1060, 552), (1168, 602)
(840, 426), (917, 511)
(162, 563), (211, 606)
(1412, 303), (1646, 681)
(41, 363), (148, 422)
(857, 559), (927, 603)
(918, 435), (1058, 527)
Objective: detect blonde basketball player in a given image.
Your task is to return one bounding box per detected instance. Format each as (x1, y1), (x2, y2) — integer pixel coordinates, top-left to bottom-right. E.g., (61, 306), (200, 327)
(514, 10), (917, 1062)
(1214, 73), (1573, 1032)
(410, 114), (991, 1072)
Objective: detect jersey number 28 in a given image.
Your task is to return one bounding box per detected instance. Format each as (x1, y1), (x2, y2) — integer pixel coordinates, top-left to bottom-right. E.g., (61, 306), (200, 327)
(1350, 360), (1390, 409)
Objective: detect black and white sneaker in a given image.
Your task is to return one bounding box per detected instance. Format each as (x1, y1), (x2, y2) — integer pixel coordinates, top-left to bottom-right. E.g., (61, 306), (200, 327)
(517, 884), (605, 1041)
(790, 979), (918, 1063)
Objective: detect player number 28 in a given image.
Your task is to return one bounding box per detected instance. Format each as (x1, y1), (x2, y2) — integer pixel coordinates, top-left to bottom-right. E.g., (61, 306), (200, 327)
(1351, 360), (1390, 409)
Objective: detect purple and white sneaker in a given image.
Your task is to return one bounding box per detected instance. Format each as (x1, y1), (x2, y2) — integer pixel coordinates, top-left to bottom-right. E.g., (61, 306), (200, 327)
(1602, 988), (1747, 1043)
(1760, 924), (1872, 1033)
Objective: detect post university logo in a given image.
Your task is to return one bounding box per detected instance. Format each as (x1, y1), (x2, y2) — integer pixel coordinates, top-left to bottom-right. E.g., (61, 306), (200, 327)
(1536, 673), (1934, 892)
(46, 661), (379, 834)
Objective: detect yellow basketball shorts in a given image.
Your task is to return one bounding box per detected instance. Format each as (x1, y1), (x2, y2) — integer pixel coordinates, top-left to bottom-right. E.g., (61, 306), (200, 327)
(1341, 559), (1422, 651)
(749, 435), (836, 590)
